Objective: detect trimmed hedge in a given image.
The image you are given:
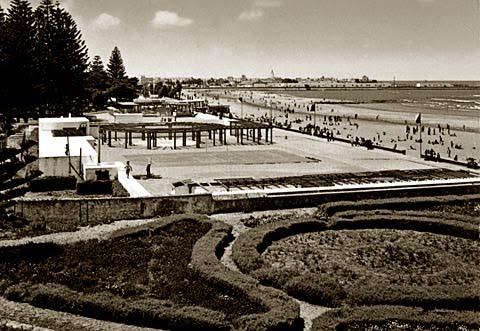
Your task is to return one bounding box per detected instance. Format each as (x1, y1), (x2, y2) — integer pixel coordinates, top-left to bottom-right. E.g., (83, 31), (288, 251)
(0, 215), (266, 331)
(311, 305), (480, 331)
(30, 176), (77, 192)
(232, 213), (478, 309)
(5, 283), (230, 331)
(191, 219), (303, 331)
(76, 180), (112, 195)
(317, 194), (480, 218)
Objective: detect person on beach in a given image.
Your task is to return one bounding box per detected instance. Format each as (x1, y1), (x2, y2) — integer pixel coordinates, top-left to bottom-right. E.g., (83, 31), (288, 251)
(125, 161), (132, 179)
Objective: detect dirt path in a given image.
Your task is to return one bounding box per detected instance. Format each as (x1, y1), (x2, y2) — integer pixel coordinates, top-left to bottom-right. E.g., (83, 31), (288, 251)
(0, 218), (158, 247)
(211, 208), (331, 331)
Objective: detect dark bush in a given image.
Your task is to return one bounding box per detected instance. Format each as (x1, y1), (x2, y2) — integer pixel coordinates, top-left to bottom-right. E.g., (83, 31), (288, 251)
(30, 176), (77, 192)
(76, 180), (112, 195)
(112, 180), (129, 197)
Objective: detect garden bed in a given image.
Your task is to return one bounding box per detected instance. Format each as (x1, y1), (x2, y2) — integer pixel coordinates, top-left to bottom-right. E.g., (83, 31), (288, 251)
(232, 196), (480, 310)
(0, 216), (265, 331)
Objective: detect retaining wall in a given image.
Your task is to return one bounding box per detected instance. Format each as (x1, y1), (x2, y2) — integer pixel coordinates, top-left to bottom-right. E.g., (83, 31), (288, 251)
(14, 182), (480, 225)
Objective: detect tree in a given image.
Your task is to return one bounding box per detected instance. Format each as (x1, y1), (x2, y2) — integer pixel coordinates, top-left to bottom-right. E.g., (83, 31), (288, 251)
(35, 0), (89, 116)
(87, 56), (110, 91)
(4, 0), (37, 121)
(86, 55), (110, 108)
(107, 46), (126, 80)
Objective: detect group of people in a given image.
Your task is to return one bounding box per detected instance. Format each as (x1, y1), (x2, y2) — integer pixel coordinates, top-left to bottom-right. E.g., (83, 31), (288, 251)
(124, 160), (153, 179)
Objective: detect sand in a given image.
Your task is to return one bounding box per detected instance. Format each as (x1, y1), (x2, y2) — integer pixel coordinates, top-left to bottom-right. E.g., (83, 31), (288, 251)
(199, 89), (479, 162)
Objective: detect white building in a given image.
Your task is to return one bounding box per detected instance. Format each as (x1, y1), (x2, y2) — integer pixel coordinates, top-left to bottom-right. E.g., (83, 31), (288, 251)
(38, 117), (98, 178)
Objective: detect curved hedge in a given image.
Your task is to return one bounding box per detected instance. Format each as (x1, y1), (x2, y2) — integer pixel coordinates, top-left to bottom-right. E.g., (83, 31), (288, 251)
(317, 194), (480, 218)
(0, 215), (259, 331)
(232, 213), (478, 309)
(311, 305), (480, 331)
(191, 219), (303, 331)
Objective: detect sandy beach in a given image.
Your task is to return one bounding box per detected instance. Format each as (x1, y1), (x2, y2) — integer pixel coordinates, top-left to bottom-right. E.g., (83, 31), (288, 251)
(196, 89), (480, 163)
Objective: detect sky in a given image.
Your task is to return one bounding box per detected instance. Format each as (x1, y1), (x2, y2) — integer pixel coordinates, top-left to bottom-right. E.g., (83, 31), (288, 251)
(2, 0), (480, 80)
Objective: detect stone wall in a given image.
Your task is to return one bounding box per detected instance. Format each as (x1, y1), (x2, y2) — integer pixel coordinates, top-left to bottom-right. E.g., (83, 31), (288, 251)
(15, 194), (213, 226)
(14, 183), (480, 225)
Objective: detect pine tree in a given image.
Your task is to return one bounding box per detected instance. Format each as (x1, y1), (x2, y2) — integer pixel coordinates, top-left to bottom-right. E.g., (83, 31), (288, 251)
(107, 46), (126, 81)
(88, 55), (110, 90)
(87, 55), (110, 108)
(4, 0), (37, 121)
(35, 0), (89, 116)
(0, 4), (9, 131)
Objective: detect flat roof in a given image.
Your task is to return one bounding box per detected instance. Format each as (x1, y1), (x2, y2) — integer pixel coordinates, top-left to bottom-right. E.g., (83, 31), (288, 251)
(39, 117), (88, 124)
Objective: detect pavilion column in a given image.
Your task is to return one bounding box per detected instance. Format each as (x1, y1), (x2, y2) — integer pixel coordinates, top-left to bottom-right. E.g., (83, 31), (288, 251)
(147, 132), (151, 149)
(183, 130), (187, 146)
(230, 122), (233, 135)
(213, 131), (216, 146)
(241, 128), (244, 144)
(173, 132), (177, 149)
(141, 126), (145, 140)
(153, 132), (157, 148)
(246, 128), (249, 140)
(114, 131), (117, 141)
(108, 131), (112, 147)
(237, 128), (240, 143)
(270, 126), (273, 144)
(124, 132), (128, 149)
(192, 130), (195, 141)
(129, 132), (133, 146)
(168, 123), (172, 140)
(219, 129), (223, 143)
(257, 128), (261, 143)
(208, 130), (212, 140)
(223, 129), (227, 145)
(196, 131), (201, 148)
(265, 128), (269, 143)
(252, 129), (256, 142)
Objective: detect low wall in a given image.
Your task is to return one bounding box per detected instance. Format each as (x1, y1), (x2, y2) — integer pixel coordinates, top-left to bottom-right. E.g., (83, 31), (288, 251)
(14, 182), (480, 225)
(14, 194), (213, 226)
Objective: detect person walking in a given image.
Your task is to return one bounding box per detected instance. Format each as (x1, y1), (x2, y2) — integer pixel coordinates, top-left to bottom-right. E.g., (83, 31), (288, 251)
(125, 161), (132, 179)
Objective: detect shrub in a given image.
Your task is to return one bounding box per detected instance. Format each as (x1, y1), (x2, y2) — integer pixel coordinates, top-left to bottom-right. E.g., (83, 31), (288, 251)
(5, 283), (231, 331)
(30, 176), (77, 192)
(311, 305), (480, 331)
(112, 180), (129, 197)
(191, 219), (303, 331)
(76, 180), (112, 195)
(233, 210), (479, 309)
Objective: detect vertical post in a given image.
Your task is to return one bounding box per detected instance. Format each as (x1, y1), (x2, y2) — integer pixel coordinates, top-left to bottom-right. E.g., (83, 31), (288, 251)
(142, 126), (145, 140)
(108, 130), (112, 147)
(124, 131), (128, 149)
(97, 131), (101, 164)
(241, 128), (244, 144)
(129, 132), (132, 146)
(183, 130), (187, 146)
(196, 131), (201, 148)
(213, 130), (216, 146)
(174, 131), (177, 149)
(223, 129), (226, 145)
